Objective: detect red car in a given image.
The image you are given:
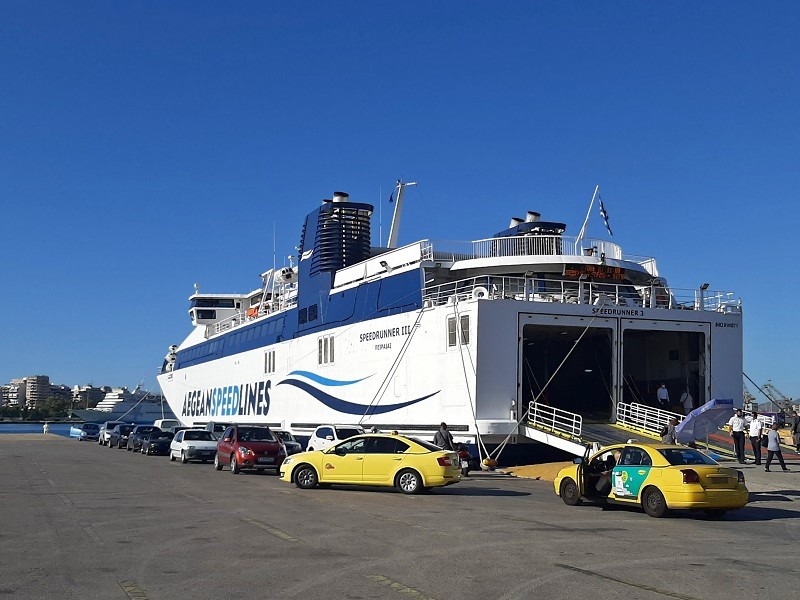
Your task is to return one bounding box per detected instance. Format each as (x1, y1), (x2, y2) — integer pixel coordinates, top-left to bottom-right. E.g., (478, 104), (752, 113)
(214, 425), (286, 474)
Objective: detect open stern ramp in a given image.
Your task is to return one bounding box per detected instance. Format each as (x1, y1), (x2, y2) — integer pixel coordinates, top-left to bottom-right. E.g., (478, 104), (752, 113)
(521, 402), (588, 456)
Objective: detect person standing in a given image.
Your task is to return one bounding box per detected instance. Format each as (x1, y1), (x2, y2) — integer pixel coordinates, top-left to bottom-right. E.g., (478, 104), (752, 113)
(680, 389), (694, 415)
(727, 409), (747, 464)
(433, 422), (455, 451)
(790, 410), (800, 451)
(656, 384), (670, 408)
(748, 411), (763, 465)
(765, 422), (789, 472)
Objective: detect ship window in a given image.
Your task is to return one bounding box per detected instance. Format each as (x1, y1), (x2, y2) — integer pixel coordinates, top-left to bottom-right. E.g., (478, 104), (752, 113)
(460, 315), (470, 345)
(194, 298), (235, 308)
(265, 350), (276, 374)
(447, 317), (457, 347)
(317, 335), (335, 365)
(197, 309), (216, 320)
(308, 304), (318, 322)
(298, 308), (308, 325)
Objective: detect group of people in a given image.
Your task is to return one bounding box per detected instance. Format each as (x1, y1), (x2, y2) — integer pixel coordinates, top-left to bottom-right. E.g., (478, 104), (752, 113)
(727, 409), (790, 472)
(656, 384), (695, 415)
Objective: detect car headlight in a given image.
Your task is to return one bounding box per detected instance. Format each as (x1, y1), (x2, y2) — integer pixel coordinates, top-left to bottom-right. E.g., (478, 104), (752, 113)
(187, 446), (195, 450)
(282, 457), (294, 466)
(239, 447), (253, 456)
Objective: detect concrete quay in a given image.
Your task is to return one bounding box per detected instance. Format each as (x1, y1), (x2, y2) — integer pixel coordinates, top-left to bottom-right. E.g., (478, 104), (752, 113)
(2, 435), (799, 600)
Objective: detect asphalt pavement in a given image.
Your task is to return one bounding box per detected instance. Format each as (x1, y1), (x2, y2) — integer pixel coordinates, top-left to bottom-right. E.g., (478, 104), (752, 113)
(1, 435), (799, 600)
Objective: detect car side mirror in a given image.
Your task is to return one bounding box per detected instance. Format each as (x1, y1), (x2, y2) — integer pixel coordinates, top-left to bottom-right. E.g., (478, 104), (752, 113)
(573, 457), (584, 464)
(325, 435), (334, 441)
(223, 437), (231, 443)
(334, 447), (347, 456)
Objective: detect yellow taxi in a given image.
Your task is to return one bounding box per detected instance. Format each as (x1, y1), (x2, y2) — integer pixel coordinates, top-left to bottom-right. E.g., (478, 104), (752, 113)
(553, 443), (748, 518)
(279, 433), (461, 494)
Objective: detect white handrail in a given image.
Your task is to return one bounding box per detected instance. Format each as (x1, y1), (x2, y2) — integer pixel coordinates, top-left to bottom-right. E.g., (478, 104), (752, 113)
(527, 401), (583, 438)
(616, 402), (683, 436)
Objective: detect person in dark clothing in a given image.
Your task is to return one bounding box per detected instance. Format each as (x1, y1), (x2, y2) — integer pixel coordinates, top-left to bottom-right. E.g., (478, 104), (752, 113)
(433, 422), (455, 450)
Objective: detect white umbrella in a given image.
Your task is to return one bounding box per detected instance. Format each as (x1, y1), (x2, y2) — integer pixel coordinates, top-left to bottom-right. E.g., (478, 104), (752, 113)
(675, 398), (735, 445)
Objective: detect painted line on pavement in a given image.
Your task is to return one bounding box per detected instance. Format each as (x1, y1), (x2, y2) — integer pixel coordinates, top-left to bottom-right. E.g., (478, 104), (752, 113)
(365, 575), (437, 600)
(119, 580), (149, 600)
(239, 517), (299, 543)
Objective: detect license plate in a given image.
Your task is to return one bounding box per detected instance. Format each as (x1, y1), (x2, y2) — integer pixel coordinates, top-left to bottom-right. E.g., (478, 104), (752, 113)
(257, 457), (275, 464)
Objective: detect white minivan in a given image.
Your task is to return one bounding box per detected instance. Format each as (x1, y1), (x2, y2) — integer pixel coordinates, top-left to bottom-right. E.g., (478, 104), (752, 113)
(153, 419), (181, 431)
(305, 425), (365, 452)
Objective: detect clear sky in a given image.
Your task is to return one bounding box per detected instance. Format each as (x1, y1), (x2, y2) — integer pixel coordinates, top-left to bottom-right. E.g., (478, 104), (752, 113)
(1, 2), (798, 402)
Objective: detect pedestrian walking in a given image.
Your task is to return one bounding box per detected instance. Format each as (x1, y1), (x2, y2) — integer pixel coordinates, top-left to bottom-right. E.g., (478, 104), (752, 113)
(748, 411), (763, 465)
(656, 384), (670, 408)
(727, 409), (747, 464)
(765, 423), (789, 472)
(432, 422), (455, 451)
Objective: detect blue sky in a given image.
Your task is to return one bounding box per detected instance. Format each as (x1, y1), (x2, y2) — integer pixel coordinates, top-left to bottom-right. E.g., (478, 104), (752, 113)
(1, 2), (798, 401)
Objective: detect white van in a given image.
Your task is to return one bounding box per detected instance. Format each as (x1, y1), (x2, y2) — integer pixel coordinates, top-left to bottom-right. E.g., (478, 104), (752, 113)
(153, 419), (181, 431)
(306, 425), (365, 452)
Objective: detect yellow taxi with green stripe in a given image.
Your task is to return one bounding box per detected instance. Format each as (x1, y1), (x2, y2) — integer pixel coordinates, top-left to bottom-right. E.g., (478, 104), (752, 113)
(554, 443), (748, 518)
(279, 433), (461, 494)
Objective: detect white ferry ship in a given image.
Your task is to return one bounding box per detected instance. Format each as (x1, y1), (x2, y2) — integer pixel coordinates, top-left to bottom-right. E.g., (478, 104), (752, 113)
(157, 184), (743, 458)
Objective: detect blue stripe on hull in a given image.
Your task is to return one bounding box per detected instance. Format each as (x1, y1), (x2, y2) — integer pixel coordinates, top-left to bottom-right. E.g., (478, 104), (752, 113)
(277, 378), (439, 416)
(287, 371), (372, 387)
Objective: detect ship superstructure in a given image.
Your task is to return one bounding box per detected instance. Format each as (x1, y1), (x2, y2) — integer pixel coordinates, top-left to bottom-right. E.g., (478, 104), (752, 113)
(157, 185), (743, 455)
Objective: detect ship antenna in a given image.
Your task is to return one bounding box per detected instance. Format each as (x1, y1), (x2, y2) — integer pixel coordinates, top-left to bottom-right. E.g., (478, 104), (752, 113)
(387, 178), (417, 249)
(576, 185), (600, 244)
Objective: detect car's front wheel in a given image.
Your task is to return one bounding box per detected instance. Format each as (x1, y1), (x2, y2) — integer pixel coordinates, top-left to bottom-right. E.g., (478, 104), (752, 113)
(181, 450), (188, 464)
(560, 478), (582, 506)
(295, 465), (318, 489)
(169, 451), (176, 462)
(642, 487), (668, 518)
(213, 453), (222, 471)
(396, 469), (423, 494)
(230, 455), (240, 474)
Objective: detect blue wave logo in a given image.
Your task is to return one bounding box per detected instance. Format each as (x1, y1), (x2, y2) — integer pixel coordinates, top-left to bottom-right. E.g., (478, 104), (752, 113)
(277, 373), (439, 416)
(286, 370), (372, 387)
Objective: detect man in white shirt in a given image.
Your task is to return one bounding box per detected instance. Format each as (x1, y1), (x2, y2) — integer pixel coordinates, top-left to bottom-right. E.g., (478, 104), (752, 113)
(656, 384), (670, 407)
(748, 411), (763, 465)
(727, 409), (747, 464)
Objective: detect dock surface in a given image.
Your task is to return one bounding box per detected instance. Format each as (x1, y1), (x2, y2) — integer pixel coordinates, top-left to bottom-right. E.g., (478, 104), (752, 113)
(2, 435), (799, 600)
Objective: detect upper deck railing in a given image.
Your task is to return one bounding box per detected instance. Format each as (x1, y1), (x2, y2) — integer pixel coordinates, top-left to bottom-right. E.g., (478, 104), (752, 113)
(422, 275), (742, 313)
(429, 235), (633, 262)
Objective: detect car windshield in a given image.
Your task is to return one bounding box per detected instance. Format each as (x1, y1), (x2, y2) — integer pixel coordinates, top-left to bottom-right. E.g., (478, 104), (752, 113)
(84, 424), (100, 431)
(659, 448), (719, 466)
(184, 430), (217, 442)
(335, 428), (362, 440)
(136, 427), (156, 433)
(406, 437), (442, 452)
(238, 427), (276, 442)
(119, 426), (134, 434)
(151, 432), (172, 440)
(276, 431), (294, 441)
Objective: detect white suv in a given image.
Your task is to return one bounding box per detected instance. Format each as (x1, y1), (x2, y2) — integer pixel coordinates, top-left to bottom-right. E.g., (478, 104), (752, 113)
(306, 425), (365, 452)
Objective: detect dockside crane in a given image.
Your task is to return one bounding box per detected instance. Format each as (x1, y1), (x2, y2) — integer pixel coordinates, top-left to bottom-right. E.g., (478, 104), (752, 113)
(763, 382), (794, 414)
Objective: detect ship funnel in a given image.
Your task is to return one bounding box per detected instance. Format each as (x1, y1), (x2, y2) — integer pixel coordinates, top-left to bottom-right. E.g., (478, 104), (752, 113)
(525, 211), (541, 223)
(332, 191), (349, 203)
(509, 217), (524, 228)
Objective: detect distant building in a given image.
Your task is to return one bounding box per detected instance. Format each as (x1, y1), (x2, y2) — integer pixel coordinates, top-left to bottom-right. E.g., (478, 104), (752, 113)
(49, 384), (71, 402)
(2, 378), (27, 406)
(24, 375), (50, 408)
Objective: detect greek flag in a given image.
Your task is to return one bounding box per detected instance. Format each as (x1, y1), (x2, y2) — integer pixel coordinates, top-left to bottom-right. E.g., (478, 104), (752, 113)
(599, 196), (613, 236)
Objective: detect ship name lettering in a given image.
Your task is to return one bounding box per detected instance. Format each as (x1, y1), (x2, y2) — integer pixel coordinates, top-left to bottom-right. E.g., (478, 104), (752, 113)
(715, 322), (738, 328)
(181, 380), (271, 418)
(591, 307), (645, 317)
(359, 325), (411, 343)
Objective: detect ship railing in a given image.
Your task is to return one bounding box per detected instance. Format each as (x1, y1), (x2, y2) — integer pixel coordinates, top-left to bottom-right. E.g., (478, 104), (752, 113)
(422, 275), (740, 313)
(616, 402), (684, 437)
(527, 401), (583, 439)
(205, 295), (297, 338)
(743, 411), (775, 429)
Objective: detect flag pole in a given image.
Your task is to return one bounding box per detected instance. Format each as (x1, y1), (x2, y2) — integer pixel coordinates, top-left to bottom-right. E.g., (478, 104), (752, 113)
(576, 185), (600, 243)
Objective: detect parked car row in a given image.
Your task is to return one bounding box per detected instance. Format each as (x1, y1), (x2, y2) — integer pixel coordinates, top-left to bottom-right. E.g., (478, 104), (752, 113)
(84, 420), (463, 496)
